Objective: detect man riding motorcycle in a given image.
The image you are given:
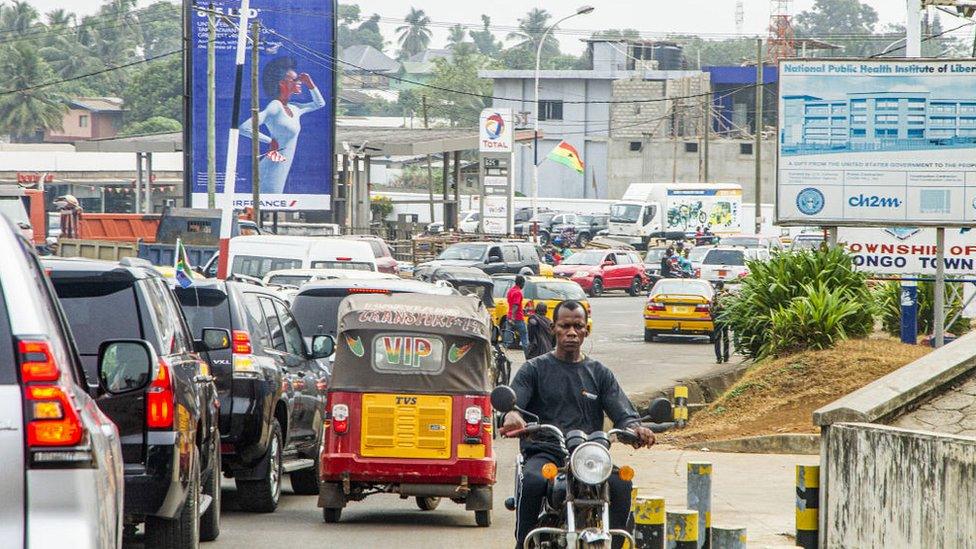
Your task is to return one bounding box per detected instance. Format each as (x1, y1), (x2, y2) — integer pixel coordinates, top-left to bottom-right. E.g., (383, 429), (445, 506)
(500, 300), (655, 548)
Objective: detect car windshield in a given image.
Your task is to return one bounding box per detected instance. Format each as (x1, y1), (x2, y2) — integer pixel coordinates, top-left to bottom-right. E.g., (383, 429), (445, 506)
(562, 251), (605, 266)
(703, 250), (746, 266)
(437, 244), (487, 261)
(579, 215), (593, 225)
(526, 281), (587, 301)
(652, 280), (713, 298)
(645, 248), (666, 263)
(721, 236), (760, 247)
(231, 255), (302, 278)
(610, 204), (642, 224)
(175, 287), (232, 333)
(310, 261), (372, 271)
(688, 247), (711, 263)
(492, 278), (515, 299)
(0, 197), (29, 225)
(267, 274), (313, 287)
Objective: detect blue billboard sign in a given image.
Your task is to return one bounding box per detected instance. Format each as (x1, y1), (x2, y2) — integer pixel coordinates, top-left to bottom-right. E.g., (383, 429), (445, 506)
(189, 0), (335, 211)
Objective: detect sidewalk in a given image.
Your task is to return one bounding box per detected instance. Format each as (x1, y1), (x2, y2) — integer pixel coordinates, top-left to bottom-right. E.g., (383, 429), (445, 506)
(613, 445), (815, 548)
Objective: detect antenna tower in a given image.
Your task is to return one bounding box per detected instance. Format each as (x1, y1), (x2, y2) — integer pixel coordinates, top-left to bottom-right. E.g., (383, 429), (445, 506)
(767, 0), (795, 62)
(735, 0), (744, 35)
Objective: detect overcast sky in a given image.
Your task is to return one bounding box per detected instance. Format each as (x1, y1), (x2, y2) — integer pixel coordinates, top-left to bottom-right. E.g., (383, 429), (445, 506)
(27, 0), (973, 55)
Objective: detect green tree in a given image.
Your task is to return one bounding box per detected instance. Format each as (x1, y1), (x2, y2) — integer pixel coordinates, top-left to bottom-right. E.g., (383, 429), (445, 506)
(122, 55), (182, 125)
(45, 8), (75, 28)
(502, 9), (563, 69)
(470, 15), (502, 57)
(0, 42), (67, 140)
(676, 36), (758, 66)
(139, 1), (181, 59)
(447, 24), (468, 50)
(397, 88), (421, 117)
(793, 0), (879, 57)
(426, 48), (492, 127)
(1, 0), (40, 35)
(396, 7), (432, 60)
(119, 115), (181, 137)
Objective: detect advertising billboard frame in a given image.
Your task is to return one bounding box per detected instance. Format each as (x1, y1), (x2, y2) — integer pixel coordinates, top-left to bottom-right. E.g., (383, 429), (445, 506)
(775, 57), (976, 229)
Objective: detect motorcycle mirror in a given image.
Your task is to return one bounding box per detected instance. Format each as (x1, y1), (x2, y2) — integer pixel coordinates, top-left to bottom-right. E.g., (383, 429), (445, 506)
(490, 385), (517, 413)
(646, 398), (674, 423)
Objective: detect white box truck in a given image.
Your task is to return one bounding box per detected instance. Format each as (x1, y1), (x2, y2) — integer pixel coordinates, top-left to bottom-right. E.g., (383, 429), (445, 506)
(607, 183), (744, 248)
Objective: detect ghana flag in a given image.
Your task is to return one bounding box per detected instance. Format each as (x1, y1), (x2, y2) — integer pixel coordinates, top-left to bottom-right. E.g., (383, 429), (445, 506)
(547, 141), (585, 173)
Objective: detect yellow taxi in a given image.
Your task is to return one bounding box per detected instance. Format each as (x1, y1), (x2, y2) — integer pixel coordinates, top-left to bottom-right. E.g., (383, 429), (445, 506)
(644, 278), (714, 342)
(491, 275), (594, 336)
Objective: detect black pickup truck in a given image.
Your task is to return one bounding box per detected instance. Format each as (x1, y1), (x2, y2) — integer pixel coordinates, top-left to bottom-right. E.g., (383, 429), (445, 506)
(175, 280), (333, 512)
(45, 257), (229, 547)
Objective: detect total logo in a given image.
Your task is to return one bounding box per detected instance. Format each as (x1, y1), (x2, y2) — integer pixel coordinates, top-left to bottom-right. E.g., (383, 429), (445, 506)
(484, 113), (505, 140)
(848, 194), (902, 208)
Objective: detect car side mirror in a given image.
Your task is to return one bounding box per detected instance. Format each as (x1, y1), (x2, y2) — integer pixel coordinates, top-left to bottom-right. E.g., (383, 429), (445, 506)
(488, 255), (503, 264)
(601, 261), (614, 268)
(490, 385), (517, 413)
(195, 328), (231, 353)
(310, 335), (336, 359)
(645, 397), (674, 423)
(97, 340), (155, 395)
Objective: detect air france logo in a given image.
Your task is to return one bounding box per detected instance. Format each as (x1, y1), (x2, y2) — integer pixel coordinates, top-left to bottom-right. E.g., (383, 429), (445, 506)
(848, 194), (902, 208)
(796, 188), (825, 216)
(484, 113), (505, 140)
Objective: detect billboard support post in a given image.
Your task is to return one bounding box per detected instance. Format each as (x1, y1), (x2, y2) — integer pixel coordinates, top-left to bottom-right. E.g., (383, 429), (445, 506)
(207, 3), (216, 209)
(906, 0), (922, 57)
(900, 280), (919, 345)
(754, 38), (763, 235)
(250, 20), (261, 227)
(935, 227), (946, 347)
(216, 0), (251, 280)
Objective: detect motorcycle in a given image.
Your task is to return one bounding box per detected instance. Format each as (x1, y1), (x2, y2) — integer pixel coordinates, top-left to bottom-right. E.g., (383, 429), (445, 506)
(491, 386), (675, 549)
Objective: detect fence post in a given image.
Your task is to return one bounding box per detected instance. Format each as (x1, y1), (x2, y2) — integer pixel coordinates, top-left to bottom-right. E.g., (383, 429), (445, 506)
(666, 510), (698, 549)
(634, 496), (666, 549)
(796, 464), (820, 549)
(687, 462), (712, 549)
(674, 386), (689, 428)
(711, 527), (746, 549)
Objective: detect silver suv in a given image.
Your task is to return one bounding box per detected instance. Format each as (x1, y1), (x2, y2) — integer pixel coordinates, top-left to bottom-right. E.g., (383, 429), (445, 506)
(0, 216), (125, 548)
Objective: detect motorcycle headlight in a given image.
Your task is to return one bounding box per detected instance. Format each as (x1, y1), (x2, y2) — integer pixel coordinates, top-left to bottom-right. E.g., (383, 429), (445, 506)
(570, 442), (613, 485)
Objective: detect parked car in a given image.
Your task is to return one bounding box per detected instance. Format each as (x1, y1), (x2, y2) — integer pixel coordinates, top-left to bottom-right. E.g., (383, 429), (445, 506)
(263, 268), (398, 289)
(549, 214), (610, 247)
(341, 234), (399, 274)
(791, 234), (825, 251)
(202, 236), (379, 279)
(513, 211), (560, 237)
(553, 249), (647, 296)
(698, 247), (768, 283)
(0, 217), (126, 548)
(719, 234), (784, 251)
(0, 187), (33, 241)
(644, 278), (715, 342)
(175, 280), (334, 512)
(513, 206), (552, 224)
(459, 210), (481, 233)
(490, 274), (593, 337)
(414, 241), (542, 280)
(45, 256), (229, 546)
(644, 247), (668, 279)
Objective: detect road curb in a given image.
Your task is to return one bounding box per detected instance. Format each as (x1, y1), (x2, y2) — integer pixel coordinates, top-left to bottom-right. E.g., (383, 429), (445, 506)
(685, 434), (820, 455)
(631, 361), (753, 407)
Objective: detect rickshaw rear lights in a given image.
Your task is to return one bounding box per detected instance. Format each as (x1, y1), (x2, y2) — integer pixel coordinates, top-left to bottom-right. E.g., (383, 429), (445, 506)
(464, 406), (482, 437)
(332, 404), (349, 434)
(232, 330), (252, 354)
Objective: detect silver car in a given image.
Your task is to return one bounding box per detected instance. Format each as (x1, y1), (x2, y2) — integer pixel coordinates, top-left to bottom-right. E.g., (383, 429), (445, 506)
(0, 216), (125, 548)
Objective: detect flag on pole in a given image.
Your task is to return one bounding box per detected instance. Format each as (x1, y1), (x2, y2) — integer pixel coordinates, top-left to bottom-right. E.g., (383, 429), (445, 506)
(547, 141), (585, 174)
(174, 238), (195, 289)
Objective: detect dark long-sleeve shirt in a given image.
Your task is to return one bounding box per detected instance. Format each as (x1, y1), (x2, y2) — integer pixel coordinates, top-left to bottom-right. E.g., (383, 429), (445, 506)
(510, 353), (640, 457)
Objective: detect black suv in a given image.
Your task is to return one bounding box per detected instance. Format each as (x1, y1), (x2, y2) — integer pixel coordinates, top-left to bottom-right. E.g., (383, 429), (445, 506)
(175, 280), (334, 513)
(45, 257), (229, 547)
(549, 213), (610, 246)
(414, 241), (542, 280)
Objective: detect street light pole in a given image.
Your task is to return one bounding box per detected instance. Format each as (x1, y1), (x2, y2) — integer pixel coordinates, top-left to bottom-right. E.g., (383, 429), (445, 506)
(532, 6), (594, 220)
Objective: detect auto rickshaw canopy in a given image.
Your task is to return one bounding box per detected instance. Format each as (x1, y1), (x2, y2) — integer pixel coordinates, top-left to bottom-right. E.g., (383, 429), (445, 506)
(331, 293), (492, 394)
(429, 266), (495, 310)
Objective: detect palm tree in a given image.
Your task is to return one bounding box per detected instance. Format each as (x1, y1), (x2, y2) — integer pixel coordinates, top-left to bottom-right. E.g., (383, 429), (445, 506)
(447, 24), (467, 50)
(46, 9), (76, 28)
(507, 8), (559, 59)
(470, 15), (502, 57)
(1, 0), (40, 35)
(396, 8), (432, 60)
(0, 42), (67, 140)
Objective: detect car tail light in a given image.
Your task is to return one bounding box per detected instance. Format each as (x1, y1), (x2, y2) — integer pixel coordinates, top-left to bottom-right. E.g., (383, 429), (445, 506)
(232, 330), (260, 377)
(464, 406), (482, 437)
(147, 359), (175, 429)
(347, 288), (391, 294)
(232, 330), (252, 354)
(695, 304), (711, 313)
(332, 404), (349, 435)
(695, 268), (701, 278)
(18, 339), (87, 458)
(646, 302), (665, 312)
(336, 257), (352, 261)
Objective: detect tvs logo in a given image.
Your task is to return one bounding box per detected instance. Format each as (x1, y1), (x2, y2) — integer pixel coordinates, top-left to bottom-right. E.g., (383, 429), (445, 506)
(796, 187), (825, 216)
(484, 113), (505, 140)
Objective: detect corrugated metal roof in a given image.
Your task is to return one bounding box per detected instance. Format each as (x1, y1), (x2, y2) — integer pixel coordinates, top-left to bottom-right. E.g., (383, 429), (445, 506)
(68, 97), (125, 113)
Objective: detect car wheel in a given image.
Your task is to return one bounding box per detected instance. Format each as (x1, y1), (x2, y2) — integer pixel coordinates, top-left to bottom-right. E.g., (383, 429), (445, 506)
(475, 510), (492, 527)
(236, 419), (283, 513)
(644, 329), (656, 343)
(323, 507), (343, 523)
(416, 496), (441, 511)
(200, 437), (221, 542)
(628, 277), (641, 297)
(589, 278), (603, 297)
(144, 447), (200, 549)
(290, 422), (322, 496)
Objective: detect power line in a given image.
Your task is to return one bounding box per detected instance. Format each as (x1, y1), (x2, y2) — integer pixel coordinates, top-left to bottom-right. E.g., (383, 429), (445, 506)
(0, 49), (179, 98)
(0, 3), (178, 46)
(869, 20), (975, 58)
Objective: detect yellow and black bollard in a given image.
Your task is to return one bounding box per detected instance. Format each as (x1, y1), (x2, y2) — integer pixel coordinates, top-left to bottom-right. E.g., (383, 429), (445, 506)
(674, 386), (689, 428)
(796, 464), (820, 549)
(633, 496), (666, 549)
(687, 462), (712, 548)
(666, 509), (698, 549)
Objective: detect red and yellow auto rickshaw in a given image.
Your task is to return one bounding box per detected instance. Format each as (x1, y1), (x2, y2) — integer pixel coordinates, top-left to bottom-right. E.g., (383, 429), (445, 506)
(317, 293), (496, 526)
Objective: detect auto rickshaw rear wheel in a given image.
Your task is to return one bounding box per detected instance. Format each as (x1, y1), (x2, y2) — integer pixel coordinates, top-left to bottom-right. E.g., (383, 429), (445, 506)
(323, 507), (342, 523)
(415, 496), (441, 511)
(475, 510), (491, 527)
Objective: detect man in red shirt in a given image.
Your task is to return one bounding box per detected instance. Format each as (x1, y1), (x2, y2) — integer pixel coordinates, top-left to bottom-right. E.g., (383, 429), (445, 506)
(505, 275), (530, 357)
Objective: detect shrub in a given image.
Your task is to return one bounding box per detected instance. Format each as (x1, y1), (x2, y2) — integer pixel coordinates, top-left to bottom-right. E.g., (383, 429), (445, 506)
(720, 247), (875, 359)
(370, 195), (393, 220)
(877, 280), (971, 337)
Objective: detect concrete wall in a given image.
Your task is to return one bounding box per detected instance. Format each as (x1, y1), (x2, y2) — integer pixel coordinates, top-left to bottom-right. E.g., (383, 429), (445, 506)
(892, 371), (976, 437)
(822, 423), (976, 548)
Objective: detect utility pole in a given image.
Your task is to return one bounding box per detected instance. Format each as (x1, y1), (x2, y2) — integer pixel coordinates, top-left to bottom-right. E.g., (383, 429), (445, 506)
(207, 3), (216, 209)
(250, 21), (261, 226)
(703, 76), (710, 183)
(754, 38), (763, 234)
(422, 95), (435, 224)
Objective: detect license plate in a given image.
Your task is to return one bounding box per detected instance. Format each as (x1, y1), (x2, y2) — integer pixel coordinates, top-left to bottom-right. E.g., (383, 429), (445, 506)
(718, 270), (728, 277)
(669, 306), (693, 314)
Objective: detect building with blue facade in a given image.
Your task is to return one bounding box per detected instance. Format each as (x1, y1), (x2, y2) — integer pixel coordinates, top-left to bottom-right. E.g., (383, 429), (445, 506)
(781, 91), (976, 155)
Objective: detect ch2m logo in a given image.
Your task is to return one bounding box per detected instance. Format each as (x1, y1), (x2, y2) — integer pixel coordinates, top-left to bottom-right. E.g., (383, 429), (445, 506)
(848, 194), (902, 208)
(395, 396), (418, 405)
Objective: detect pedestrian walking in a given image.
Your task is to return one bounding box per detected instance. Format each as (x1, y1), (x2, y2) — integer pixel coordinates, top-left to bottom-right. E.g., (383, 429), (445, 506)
(526, 302), (555, 359)
(711, 281), (731, 363)
(505, 275), (530, 354)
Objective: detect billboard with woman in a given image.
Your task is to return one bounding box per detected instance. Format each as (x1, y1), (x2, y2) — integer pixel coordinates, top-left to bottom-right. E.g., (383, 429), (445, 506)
(188, 0), (335, 211)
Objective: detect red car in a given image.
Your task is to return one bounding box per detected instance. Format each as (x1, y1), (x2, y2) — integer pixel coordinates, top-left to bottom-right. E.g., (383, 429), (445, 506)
(344, 235), (399, 274)
(553, 249), (647, 296)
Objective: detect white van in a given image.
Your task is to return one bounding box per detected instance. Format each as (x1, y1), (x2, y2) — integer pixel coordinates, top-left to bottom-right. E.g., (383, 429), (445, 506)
(224, 236), (378, 279)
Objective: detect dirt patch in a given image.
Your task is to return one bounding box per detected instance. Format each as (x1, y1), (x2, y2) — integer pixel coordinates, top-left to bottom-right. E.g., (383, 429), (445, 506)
(666, 337), (931, 445)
